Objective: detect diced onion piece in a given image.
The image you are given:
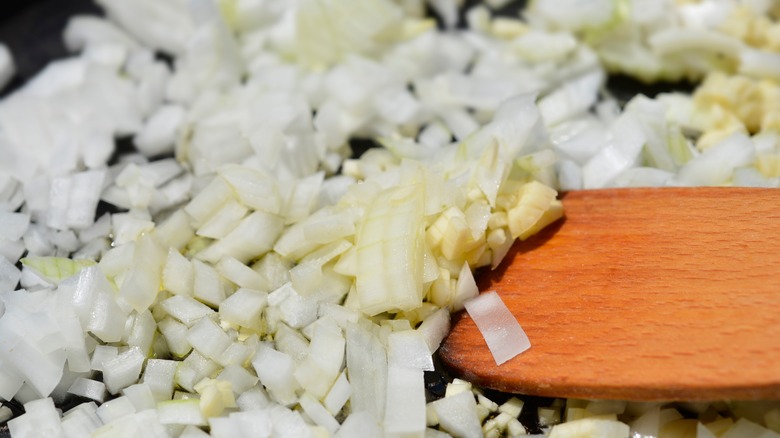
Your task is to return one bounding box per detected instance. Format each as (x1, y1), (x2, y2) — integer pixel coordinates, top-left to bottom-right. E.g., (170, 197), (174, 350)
(548, 418), (630, 438)
(293, 319), (345, 400)
(60, 402), (102, 437)
(195, 200), (248, 240)
(216, 365), (258, 396)
(428, 391), (482, 438)
(119, 233), (165, 312)
(0, 256), (21, 291)
(676, 132), (755, 186)
(649, 29), (743, 59)
(0, 211), (30, 241)
(47, 170), (107, 231)
(451, 262), (479, 311)
(219, 165), (282, 214)
(194, 378), (237, 418)
(506, 181), (559, 240)
(323, 370), (351, 416)
(122, 383), (156, 412)
(186, 317), (232, 360)
(162, 248), (194, 296)
(142, 359), (178, 401)
(251, 345), (299, 406)
(463, 291), (531, 365)
(335, 411), (383, 438)
(196, 211), (284, 264)
(384, 365), (426, 437)
(417, 308), (450, 353)
(192, 259), (228, 307)
(102, 347), (145, 394)
(355, 179), (425, 315)
(157, 398), (207, 426)
(387, 330), (434, 371)
(95, 394), (136, 423)
(8, 398), (64, 438)
(158, 317), (193, 358)
(134, 104), (185, 157)
(184, 177), (234, 228)
(299, 392), (340, 435)
(90, 345), (118, 372)
(218, 288), (267, 330)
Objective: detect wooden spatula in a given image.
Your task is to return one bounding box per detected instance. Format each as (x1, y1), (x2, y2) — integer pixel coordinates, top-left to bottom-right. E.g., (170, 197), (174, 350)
(439, 187), (780, 401)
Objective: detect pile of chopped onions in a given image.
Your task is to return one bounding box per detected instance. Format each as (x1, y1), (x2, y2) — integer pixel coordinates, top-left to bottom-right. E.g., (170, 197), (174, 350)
(2, 0), (780, 437)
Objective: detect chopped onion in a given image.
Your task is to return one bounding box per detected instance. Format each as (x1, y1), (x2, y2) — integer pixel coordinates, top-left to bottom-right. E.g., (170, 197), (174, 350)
(3, 0), (780, 435)
(463, 291), (531, 366)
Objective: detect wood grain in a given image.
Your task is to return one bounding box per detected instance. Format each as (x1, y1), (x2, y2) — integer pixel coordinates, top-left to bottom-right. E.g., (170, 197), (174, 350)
(439, 187), (780, 401)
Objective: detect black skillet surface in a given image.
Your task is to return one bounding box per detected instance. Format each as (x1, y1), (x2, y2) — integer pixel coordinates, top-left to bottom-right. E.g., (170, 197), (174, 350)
(0, 1), (694, 436)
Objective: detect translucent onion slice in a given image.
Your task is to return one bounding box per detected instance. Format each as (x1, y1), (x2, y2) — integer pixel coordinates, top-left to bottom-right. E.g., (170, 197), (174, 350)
(463, 290), (531, 366)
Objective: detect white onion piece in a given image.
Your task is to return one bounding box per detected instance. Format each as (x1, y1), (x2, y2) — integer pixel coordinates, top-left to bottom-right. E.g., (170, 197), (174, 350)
(0, 255), (21, 292)
(186, 316), (231, 360)
(649, 29), (743, 58)
(195, 211), (284, 264)
(675, 132), (755, 186)
(156, 398), (206, 426)
(126, 310), (156, 355)
(582, 113), (646, 188)
(355, 179), (425, 315)
(384, 365), (426, 437)
(94, 0), (193, 56)
(514, 31), (579, 63)
(92, 408), (167, 437)
(158, 317), (192, 358)
(122, 383), (155, 412)
(217, 365), (258, 396)
(218, 288), (268, 330)
(428, 391), (482, 438)
(60, 402), (102, 438)
(293, 319), (345, 400)
(417, 308), (451, 354)
(538, 69), (604, 126)
(47, 170), (107, 231)
(549, 418), (630, 438)
(162, 248), (194, 296)
(323, 370), (351, 416)
(335, 411), (382, 438)
(192, 259), (228, 307)
(118, 234), (165, 312)
(0, 362), (24, 404)
(20, 58), (86, 97)
(7, 398), (64, 438)
(90, 345), (118, 372)
(299, 392), (340, 434)
(463, 291), (531, 366)
(68, 377), (106, 403)
(142, 359), (178, 401)
(236, 386), (272, 412)
(0, 308), (65, 398)
(102, 347), (145, 395)
(387, 330), (434, 371)
(528, 0), (615, 31)
(63, 15), (141, 53)
(345, 322), (387, 422)
(739, 48), (780, 82)
(251, 345), (299, 406)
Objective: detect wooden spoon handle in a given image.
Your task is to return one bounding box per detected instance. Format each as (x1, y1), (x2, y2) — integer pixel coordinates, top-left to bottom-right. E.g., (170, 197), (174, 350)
(440, 187), (780, 401)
